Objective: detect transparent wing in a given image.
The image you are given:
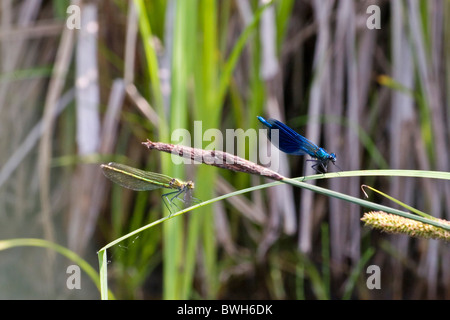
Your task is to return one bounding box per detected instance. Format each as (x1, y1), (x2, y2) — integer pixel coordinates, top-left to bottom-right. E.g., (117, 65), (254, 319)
(101, 162), (174, 191)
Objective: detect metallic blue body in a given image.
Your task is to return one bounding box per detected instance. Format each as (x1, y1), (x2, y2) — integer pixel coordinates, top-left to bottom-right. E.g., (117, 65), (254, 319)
(258, 116), (337, 173)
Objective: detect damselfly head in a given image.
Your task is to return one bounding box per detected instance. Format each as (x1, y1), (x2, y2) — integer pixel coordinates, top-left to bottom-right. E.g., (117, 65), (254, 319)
(329, 153), (337, 164)
(329, 153), (343, 171)
(186, 181), (195, 189)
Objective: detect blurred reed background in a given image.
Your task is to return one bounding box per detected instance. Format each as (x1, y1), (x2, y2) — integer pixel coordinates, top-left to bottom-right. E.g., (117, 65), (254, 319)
(0, 0), (449, 299)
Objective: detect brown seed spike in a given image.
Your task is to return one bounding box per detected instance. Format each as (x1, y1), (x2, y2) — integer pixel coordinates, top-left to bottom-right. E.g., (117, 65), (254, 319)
(142, 139), (285, 181)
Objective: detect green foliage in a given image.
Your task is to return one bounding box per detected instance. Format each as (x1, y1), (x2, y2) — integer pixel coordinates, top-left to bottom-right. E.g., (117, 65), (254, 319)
(1, 0), (449, 300)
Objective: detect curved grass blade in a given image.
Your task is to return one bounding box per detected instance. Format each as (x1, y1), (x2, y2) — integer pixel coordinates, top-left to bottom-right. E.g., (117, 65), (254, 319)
(361, 184), (435, 220)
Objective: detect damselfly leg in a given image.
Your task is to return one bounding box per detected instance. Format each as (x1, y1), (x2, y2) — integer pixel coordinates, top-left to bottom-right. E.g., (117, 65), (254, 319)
(162, 187), (201, 217)
(306, 159), (329, 174)
(306, 158), (342, 174)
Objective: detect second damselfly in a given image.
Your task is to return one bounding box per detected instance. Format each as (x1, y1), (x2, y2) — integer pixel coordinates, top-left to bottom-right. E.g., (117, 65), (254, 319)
(101, 162), (197, 213)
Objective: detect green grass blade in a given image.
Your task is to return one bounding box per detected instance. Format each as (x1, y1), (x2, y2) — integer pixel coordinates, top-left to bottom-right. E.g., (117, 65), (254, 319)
(297, 253), (328, 300)
(361, 184), (434, 220)
(281, 176), (450, 232)
(217, 0), (273, 107)
(342, 247), (375, 300)
(133, 0), (167, 132)
(98, 169), (450, 253)
(97, 168), (450, 298)
(98, 249), (109, 300)
(164, 0), (197, 300)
